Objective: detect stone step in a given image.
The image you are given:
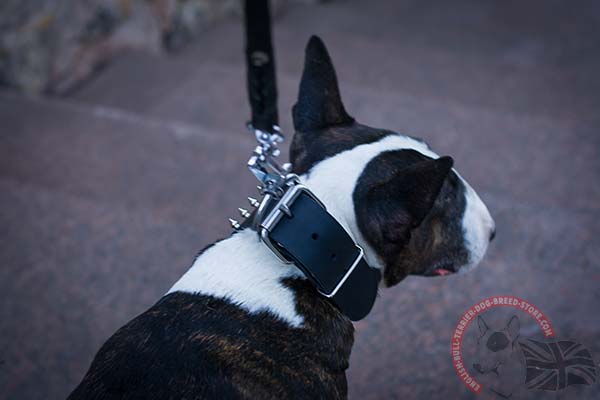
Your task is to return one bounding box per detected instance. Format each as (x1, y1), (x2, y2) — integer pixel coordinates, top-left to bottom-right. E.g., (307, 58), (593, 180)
(67, 50), (600, 214)
(173, 0), (600, 120)
(275, 0), (600, 69)
(0, 91), (258, 230)
(65, 0), (600, 215)
(72, 12), (600, 126)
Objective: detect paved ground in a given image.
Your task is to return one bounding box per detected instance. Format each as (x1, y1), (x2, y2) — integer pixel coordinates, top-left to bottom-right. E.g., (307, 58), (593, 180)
(1, 1), (600, 399)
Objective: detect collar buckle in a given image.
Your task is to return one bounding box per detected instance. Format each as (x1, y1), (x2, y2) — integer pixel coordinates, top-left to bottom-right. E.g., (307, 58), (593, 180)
(259, 184), (324, 264)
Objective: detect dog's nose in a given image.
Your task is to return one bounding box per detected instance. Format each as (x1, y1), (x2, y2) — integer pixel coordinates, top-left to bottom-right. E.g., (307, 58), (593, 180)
(489, 228), (496, 242)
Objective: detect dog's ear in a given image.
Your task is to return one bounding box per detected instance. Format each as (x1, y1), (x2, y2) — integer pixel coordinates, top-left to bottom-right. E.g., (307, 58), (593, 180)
(505, 315), (520, 339)
(292, 35), (354, 133)
(477, 315), (490, 336)
(356, 156), (453, 255)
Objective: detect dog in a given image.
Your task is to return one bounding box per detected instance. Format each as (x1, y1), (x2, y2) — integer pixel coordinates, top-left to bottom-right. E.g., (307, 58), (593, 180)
(68, 36), (495, 399)
(473, 315), (523, 398)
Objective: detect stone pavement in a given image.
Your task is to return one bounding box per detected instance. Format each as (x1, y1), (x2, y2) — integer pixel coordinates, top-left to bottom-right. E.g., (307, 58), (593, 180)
(1, 1), (599, 399)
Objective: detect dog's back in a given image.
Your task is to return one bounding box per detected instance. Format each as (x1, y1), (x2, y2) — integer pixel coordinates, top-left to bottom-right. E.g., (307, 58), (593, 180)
(69, 289), (350, 400)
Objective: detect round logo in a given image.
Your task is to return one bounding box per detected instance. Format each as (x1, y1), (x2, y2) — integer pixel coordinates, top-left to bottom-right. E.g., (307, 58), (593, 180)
(452, 295), (555, 394)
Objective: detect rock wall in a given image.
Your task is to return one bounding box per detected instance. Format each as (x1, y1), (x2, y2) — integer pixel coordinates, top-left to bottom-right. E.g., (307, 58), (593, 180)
(0, 0), (317, 95)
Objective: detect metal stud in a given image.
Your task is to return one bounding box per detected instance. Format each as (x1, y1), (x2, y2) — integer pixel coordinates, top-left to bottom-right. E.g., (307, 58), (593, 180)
(228, 218), (241, 230)
(247, 196), (260, 208)
(238, 207), (251, 218)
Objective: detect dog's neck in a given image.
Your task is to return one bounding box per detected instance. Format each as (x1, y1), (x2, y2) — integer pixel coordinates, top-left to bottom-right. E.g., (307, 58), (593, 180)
(168, 139), (392, 326)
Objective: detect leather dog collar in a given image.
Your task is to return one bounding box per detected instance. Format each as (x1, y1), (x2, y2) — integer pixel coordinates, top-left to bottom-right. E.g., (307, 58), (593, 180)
(258, 183), (381, 321)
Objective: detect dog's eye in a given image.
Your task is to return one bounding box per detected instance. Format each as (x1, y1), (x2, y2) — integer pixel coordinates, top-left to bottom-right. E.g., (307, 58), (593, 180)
(486, 332), (509, 352)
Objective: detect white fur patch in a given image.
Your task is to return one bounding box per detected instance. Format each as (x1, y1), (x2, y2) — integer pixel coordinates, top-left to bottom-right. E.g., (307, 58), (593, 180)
(167, 228), (305, 327)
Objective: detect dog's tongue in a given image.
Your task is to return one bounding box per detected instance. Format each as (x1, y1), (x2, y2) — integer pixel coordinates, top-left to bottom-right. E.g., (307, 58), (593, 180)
(434, 268), (452, 276)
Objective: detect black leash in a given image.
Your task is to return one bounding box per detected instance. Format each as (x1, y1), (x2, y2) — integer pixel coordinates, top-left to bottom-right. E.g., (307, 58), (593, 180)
(244, 0), (279, 133)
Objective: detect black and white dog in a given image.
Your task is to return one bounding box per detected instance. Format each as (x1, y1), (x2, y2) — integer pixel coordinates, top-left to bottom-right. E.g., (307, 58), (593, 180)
(68, 36), (495, 399)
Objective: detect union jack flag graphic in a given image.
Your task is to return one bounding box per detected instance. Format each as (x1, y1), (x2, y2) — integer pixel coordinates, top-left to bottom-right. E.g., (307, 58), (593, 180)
(520, 338), (597, 391)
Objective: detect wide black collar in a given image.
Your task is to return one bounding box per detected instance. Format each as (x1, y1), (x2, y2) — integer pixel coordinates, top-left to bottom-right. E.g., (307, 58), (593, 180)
(257, 184), (381, 321)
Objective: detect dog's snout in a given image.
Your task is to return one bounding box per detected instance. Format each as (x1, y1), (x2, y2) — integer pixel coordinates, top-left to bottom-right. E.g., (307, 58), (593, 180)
(489, 228), (496, 242)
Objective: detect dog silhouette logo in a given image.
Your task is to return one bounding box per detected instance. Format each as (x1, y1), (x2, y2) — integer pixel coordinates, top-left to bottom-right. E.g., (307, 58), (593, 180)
(473, 315), (524, 398)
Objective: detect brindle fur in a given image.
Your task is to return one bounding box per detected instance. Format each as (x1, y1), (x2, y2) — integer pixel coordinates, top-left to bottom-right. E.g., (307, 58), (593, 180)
(69, 281), (352, 400)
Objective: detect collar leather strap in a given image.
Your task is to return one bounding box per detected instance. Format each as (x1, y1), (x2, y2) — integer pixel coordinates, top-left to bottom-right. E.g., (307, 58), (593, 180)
(261, 189), (381, 321)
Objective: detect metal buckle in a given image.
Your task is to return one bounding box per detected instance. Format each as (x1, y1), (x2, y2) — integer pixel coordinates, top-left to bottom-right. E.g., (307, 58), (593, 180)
(259, 184), (325, 264)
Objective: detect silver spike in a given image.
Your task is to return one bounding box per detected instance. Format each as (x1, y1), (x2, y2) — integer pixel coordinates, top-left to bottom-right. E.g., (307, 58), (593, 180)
(247, 196), (260, 208)
(279, 204), (292, 218)
(257, 185), (263, 192)
(282, 162), (292, 172)
(228, 218), (241, 230)
(238, 207), (251, 218)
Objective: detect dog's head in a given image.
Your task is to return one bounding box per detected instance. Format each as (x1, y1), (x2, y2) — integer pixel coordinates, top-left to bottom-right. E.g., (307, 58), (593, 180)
(291, 36), (495, 286)
(473, 315), (520, 375)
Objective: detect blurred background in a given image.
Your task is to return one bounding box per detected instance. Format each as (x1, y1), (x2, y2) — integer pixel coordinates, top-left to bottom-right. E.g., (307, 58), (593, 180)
(1, 0), (599, 399)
